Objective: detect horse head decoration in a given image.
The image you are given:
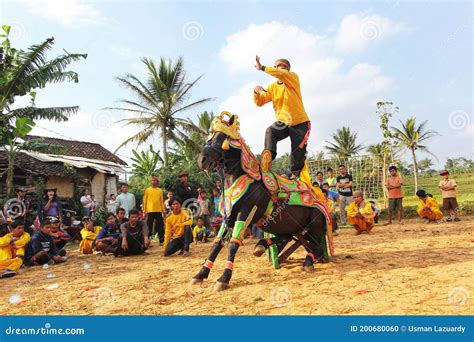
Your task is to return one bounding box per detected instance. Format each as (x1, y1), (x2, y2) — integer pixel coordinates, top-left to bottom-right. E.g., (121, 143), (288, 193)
(193, 111), (332, 291)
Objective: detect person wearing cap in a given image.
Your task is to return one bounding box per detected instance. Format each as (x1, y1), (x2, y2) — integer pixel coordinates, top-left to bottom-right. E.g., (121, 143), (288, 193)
(25, 217), (67, 266)
(0, 220), (31, 278)
(79, 217), (101, 254)
(116, 183), (136, 218)
(253, 56), (311, 179)
(416, 190), (443, 223)
(175, 171), (199, 210)
(346, 191), (375, 235)
(37, 188), (62, 224)
(438, 170), (460, 222)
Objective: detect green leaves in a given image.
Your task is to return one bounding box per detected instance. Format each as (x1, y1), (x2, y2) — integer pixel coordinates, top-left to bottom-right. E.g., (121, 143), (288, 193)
(13, 116), (35, 137)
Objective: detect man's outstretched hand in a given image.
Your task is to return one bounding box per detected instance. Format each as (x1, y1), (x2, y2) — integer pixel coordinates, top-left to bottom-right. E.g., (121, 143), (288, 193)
(254, 85), (264, 94)
(255, 55), (262, 70)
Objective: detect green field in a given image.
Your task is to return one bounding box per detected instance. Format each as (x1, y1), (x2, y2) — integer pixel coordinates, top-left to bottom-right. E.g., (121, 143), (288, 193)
(376, 172), (474, 218)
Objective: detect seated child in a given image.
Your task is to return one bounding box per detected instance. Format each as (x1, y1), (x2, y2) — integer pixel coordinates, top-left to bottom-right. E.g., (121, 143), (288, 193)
(369, 200), (380, 224)
(25, 217), (67, 266)
(416, 190), (443, 222)
(79, 217), (101, 254)
(115, 209), (150, 256)
(0, 220), (31, 278)
(50, 220), (70, 250)
(193, 217), (208, 243)
(164, 197), (193, 257)
(346, 191), (375, 235)
(95, 213), (121, 254)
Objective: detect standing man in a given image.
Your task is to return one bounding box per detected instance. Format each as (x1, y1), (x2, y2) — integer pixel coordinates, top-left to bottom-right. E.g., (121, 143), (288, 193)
(385, 165), (404, 225)
(143, 175), (166, 243)
(175, 171), (199, 209)
(438, 170), (460, 222)
(336, 165), (353, 226)
(80, 189), (93, 218)
(253, 56), (311, 179)
(116, 183), (136, 218)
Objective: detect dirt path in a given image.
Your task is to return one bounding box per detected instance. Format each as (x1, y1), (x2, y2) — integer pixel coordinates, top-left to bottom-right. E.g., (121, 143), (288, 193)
(1, 217), (472, 315)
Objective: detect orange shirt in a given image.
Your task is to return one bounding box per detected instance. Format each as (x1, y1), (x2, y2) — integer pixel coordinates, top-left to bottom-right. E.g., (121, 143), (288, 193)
(386, 176), (403, 199)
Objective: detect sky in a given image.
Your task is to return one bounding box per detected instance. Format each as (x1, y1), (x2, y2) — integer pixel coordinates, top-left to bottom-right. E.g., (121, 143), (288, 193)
(1, 0), (472, 169)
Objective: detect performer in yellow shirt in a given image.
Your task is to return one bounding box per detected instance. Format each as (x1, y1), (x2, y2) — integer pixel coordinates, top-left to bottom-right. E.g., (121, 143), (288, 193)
(0, 221), (31, 278)
(164, 197), (193, 257)
(79, 217), (101, 254)
(253, 56), (311, 179)
(416, 190), (443, 222)
(347, 191), (375, 235)
(143, 175), (166, 243)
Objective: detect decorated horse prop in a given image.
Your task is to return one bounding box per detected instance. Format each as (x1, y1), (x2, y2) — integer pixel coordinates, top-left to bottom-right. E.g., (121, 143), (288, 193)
(192, 111), (333, 291)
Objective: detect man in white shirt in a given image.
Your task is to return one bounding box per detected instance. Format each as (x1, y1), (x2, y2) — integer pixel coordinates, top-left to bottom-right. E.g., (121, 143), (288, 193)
(80, 189), (92, 217)
(116, 183), (136, 218)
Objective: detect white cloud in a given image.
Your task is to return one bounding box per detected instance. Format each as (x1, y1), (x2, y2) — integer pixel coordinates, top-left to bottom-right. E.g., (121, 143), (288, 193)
(334, 13), (409, 53)
(21, 0), (109, 27)
(217, 19), (397, 157)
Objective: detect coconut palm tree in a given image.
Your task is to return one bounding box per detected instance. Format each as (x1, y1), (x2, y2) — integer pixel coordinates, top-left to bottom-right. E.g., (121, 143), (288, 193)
(105, 57), (213, 166)
(391, 117), (438, 190)
(324, 126), (365, 159)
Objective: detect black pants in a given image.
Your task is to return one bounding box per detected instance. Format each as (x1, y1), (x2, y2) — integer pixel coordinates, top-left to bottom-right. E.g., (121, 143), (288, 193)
(116, 234), (147, 256)
(164, 226), (192, 256)
(146, 212), (165, 242)
(265, 121), (310, 173)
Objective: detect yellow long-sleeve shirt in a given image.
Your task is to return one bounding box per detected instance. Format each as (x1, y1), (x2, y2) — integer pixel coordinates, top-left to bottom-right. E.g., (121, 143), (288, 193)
(253, 66), (309, 126)
(417, 197), (443, 220)
(164, 209), (192, 248)
(143, 186), (165, 213)
(0, 232), (31, 260)
(79, 226), (101, 254)
(347, 201), (375, 230)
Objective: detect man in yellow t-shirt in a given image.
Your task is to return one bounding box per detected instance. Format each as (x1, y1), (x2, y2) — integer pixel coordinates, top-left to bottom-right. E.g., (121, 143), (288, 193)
(143, 175), (166, 243)
(164, 197), (193, 257)
(253, 56), (311, 178)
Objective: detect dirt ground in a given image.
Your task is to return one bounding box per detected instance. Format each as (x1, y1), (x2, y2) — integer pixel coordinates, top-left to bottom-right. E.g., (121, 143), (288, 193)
(1, 217), (472, 315)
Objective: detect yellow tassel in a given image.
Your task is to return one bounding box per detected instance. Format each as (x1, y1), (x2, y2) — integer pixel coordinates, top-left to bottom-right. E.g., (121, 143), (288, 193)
(221, 138), (230, 150)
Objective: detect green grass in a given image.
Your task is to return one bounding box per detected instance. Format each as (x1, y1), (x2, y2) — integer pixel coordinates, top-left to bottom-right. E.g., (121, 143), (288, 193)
(375, 173), (474, 218)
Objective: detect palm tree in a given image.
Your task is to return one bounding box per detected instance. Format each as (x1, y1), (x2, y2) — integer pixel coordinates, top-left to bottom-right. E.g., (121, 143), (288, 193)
(391, 117), (439, 190)
(0, 26), (86, 194)
(324, 126), (365, 159)
(105, 57), (213, 166)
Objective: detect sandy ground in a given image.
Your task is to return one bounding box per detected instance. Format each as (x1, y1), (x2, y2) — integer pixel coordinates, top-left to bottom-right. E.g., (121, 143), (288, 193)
(1, 217), (473, 315)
